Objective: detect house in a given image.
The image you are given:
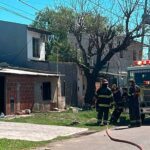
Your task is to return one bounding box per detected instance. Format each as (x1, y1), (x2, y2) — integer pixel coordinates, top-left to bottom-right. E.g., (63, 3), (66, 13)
(0, 66), (64, 115)
(0, 20), (81, 111)
(0, 20), (142, 109)
(68, 34), (142, 85)
(0, 20), (68, 114)
(106, 39), (143, 86)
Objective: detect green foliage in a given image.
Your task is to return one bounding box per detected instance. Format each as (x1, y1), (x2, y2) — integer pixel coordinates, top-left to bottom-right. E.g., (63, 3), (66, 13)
(45, 40), (77, 62)
(33, 7), (75, 38)
(32, 7), (76, 62)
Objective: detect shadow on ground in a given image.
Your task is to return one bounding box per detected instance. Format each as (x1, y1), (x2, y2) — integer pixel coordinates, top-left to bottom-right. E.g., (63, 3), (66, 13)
(142, 116), (150, 126)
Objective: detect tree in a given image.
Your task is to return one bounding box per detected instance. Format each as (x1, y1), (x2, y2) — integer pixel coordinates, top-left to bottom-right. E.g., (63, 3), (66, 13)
(33, 0), (149, 105)
(70, 0), (149, 105)
(32, 7), (76, 62)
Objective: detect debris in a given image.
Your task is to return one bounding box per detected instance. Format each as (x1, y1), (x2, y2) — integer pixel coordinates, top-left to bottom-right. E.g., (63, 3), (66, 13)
(0, 112), (5, 118)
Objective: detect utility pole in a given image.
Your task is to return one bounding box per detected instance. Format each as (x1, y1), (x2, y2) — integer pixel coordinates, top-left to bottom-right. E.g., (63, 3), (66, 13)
(140, 0), (148, 60)
(56, 48), (59, 108)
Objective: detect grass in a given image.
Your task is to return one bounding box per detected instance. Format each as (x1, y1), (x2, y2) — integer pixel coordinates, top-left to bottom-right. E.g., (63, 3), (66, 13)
(0, 139), (49, 150)
(4, 109), (105, 130)
(0, 109), (130, 150)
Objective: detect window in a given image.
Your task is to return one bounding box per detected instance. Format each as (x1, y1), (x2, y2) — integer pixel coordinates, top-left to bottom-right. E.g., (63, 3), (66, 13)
(42, 82), (51, 100)
(32, 37), (40, 58)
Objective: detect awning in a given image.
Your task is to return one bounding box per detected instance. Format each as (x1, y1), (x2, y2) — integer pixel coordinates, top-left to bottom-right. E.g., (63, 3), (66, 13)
(0, 68), (61, 77)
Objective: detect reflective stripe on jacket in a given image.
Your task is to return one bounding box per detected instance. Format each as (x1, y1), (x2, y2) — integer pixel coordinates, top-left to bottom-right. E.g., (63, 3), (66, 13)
(98, 104), (110, 107)
(96, 86), (113, 108)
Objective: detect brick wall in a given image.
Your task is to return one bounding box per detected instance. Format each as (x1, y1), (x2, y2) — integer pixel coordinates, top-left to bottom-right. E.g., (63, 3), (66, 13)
(6, 75), (34, 115)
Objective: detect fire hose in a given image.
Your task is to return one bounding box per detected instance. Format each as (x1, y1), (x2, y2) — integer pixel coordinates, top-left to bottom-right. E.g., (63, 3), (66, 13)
(106, 126), (143, 150)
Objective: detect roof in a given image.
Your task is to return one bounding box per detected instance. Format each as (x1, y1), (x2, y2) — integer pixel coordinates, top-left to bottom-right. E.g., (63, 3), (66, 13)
(0, 67), (61, 77)
(27, 26), (51, 35)
(99, 71), (127, 77)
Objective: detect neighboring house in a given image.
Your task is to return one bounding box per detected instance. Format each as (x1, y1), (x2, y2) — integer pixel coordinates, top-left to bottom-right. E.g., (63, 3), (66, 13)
(68, 34), (142, 84)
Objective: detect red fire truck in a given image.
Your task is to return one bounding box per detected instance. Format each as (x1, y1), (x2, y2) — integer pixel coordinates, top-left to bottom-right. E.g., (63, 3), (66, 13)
(127, 60), (150, 118)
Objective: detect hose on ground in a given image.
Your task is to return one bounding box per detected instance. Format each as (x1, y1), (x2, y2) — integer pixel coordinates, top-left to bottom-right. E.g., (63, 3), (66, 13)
(106, 126), (143, 150)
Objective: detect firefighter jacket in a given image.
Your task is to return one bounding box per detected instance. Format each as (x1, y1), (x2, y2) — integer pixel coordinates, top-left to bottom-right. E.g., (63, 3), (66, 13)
(128, 84), (141, 109)
(112, 89), (123, 108)
(122, 92), (128, 107)
(128, 85), (140, 100)
(96, 86), (113, 110)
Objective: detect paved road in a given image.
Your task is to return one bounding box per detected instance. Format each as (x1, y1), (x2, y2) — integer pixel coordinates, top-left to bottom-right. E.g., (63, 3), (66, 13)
(0, 122), (88, 141)
(36, 126), (150, 150)
(1, 121), (150, 150)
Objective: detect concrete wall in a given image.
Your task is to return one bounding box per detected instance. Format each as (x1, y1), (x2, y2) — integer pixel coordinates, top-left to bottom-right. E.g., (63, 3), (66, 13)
(0, 21), (46, 67)
(33, 76), (59, 112)
(0, 21), (27, 67)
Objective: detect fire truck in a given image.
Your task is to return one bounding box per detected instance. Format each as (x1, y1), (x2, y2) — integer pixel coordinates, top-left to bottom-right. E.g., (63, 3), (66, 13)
(127, 60), (150, 118)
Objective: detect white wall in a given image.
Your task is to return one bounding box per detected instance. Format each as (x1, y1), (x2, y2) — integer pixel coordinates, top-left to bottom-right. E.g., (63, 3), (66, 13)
(27, 30), (45, 61)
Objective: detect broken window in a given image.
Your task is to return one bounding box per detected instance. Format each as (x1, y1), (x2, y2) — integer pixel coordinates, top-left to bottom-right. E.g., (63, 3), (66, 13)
(42, 82), (51, 100)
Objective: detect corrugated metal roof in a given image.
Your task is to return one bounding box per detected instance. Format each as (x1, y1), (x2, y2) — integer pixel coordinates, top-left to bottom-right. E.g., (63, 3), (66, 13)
(0, 68), (61, 77)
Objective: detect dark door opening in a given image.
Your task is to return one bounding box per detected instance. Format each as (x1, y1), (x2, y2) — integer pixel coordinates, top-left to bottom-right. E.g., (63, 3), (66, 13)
(0, 76), (5, 114)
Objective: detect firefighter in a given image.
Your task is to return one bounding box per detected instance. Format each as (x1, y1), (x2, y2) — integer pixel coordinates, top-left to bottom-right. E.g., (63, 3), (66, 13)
(95, 79), (113, 126)
(110, 84), (123, 124)
(121, 87), (128, 112)
(128, 79), (141, 127)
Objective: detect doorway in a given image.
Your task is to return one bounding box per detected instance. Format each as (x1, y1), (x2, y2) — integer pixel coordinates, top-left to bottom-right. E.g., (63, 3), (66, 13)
(0, 76), (5, 114)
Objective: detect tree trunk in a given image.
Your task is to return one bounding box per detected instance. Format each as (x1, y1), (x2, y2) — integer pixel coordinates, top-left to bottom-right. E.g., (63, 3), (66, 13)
(84, 74), (96, 106)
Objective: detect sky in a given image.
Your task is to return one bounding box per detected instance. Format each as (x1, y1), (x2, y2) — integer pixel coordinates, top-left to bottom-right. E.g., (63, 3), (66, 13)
(0, 0), (127, 25)
(0, 0), (58, 25)
(0, 0), (149, 59)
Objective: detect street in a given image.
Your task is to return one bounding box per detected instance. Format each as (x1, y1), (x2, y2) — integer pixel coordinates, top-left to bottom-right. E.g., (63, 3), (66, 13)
(37, 125), (150, 150)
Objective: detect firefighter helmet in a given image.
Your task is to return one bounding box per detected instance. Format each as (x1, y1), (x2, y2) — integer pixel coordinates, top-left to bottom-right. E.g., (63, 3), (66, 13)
(129, 79), (135, 83)
(102, 79), (108, 84)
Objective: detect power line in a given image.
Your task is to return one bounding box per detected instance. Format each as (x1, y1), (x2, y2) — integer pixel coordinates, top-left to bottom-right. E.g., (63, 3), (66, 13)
(87, 0), (143, 26)
(0, 1), (35, 17)
(87, 0), (124, 19)
(0, 5), (34, 22)
(18, 0), (40, 11)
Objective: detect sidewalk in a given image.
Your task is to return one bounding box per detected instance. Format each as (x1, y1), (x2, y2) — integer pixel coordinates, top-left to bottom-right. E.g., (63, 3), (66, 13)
(0, 121), (88, 141)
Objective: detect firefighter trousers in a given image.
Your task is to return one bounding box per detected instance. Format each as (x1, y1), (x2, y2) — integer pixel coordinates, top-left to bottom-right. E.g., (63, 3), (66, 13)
(110, 107), (123, 124)
(97, 106), (109, 125)
(129, 98), (141, 126)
